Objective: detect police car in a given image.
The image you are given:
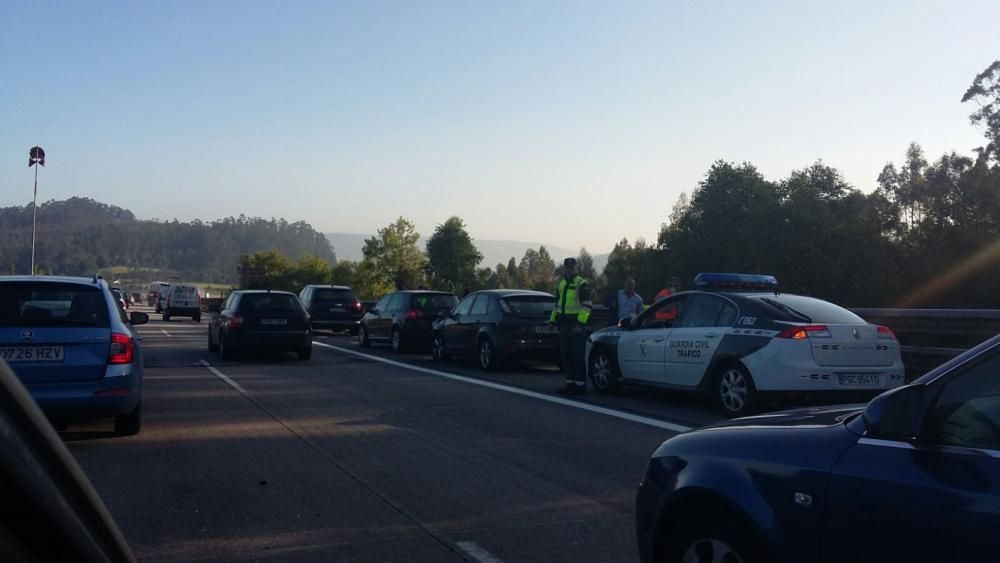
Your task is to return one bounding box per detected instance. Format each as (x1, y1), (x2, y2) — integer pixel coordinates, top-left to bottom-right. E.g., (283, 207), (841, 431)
(585, 273), (905, 416)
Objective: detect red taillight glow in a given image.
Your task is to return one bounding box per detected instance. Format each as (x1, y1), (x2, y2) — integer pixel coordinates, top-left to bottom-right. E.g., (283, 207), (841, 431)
(108, 333), (134, 364)
(228, 314), (244, 329)
(405, 309), (422, 320)
(877, 325), (897, 340)
(777, 324), (831, 339)
(351, 302), (363, 312)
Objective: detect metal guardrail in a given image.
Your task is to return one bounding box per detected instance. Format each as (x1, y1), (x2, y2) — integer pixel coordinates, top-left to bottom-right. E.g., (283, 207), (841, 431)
(851, 308), (1000, 380)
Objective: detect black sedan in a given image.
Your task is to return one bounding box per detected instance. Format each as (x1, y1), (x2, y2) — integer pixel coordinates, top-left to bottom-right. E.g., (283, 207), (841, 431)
(358, 290), (458, 353)
(636, 332), (1000, 563)
(431, 289), (558, 371)
(208, 290), (312, 360)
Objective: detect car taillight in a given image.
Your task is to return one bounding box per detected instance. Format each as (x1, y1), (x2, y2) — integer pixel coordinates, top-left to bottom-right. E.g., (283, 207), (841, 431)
(351, 302), (363, 312)
(229, 314), (244, 329)
(877, 325), (897, 340)
(777, 324), (831, 339)
(405, 309), (422, 320)
(108, 333), (134, 364)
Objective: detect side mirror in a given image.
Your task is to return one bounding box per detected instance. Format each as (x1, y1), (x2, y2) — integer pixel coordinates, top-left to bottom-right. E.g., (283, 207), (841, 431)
(438, 310), (450, 320)
(862, 384), (925, 440)
(129, 311), (149, 326)
(369, 309), (378, 316)
(618, 317), (632, 329)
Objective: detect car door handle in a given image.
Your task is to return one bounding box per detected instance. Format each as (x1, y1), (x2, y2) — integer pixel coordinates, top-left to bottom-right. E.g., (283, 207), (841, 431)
(651, 338), (665, 343)
(706, 333), (720, 338)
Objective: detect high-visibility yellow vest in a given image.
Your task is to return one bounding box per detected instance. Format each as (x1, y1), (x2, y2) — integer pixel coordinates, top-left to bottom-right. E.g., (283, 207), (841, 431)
(550, 275), (592, 324)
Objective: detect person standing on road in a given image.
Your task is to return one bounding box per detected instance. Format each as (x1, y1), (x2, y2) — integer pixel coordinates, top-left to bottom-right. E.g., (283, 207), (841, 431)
(614, 277), (643, 323)
(550, 258), (592, 395)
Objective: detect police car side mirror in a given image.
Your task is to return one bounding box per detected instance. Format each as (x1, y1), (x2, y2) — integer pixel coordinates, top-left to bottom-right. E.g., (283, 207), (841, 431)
(129, 312), (149, 326)
(618, 317), (632, 330)
(862, 384), (925, 441)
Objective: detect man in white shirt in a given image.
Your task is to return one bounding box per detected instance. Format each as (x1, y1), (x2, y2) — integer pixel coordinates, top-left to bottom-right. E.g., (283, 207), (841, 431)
(614, 277), (644, 323)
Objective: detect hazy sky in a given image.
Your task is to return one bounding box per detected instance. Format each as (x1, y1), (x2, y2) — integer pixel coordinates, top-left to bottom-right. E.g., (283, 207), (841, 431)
(2, 1), (998, 252)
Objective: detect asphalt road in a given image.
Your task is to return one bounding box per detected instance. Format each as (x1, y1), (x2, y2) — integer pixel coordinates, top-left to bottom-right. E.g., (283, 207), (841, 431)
(66, 312), (733, 563)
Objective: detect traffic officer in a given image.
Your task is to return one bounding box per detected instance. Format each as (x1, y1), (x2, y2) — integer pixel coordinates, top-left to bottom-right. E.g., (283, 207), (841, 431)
(550, 257), (592, 395)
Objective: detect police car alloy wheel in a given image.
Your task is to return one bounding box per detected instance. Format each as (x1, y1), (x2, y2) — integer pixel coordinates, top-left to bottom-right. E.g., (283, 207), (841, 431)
(717, 364), (756, 415)
(391, 329), (403, 353)
(589, 349), (622, 394)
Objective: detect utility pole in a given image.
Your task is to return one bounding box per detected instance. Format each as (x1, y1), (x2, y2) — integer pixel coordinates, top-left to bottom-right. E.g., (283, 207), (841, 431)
(28, 146), (46, 275)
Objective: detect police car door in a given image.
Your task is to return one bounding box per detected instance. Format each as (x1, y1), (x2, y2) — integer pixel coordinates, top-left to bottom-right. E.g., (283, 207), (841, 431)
(617, 296), (686, 383)
(663, 294), (737, 388)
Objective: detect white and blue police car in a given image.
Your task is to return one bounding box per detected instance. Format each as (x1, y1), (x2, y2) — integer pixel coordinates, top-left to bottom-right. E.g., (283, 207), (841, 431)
(585, 273), (905, 416)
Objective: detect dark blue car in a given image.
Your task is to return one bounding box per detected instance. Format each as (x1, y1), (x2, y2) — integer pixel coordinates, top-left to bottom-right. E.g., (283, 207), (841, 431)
(0, 276), (148, 436)
(636, 332), (1000, 563)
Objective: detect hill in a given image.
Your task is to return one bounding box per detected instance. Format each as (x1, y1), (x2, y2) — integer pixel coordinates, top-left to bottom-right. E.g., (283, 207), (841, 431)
(0, 197), (335, 284)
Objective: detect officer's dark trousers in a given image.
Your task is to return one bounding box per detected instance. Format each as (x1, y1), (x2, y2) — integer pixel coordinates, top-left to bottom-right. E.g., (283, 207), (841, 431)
(557, 316), (587, 387)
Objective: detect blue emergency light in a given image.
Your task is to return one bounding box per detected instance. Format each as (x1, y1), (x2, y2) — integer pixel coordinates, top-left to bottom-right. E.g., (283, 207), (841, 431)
(694, 273), (779, 291)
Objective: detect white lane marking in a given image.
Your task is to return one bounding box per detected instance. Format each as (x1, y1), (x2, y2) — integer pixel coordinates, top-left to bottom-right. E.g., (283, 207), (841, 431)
(198, 359), (250, 396)
(160, 329), (171, 337)
(312, 342), (693, 433)
(456, 541), (505, 563)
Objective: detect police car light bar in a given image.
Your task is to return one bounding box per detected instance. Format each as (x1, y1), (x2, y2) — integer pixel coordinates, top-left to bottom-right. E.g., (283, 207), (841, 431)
(694, 273), (779, 290)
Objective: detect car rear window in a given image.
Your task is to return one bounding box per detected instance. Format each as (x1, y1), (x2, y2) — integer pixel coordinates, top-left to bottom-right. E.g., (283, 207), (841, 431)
(411, 294), (458, 312)
(238, 293), (301, 313)
(173, 286), (198, 297)
(313, 288), (357, 303)
(0, 282), (110, 328)
(753, 294), (863, 324)
(502, 295), (554, 316)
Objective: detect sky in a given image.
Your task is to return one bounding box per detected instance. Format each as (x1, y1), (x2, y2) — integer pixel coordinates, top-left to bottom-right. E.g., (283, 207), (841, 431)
(2, 1), (998, 253)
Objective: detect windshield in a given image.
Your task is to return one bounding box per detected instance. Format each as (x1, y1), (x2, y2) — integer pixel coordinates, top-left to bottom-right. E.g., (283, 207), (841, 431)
(756, 294), (864, 324)
(502, 295), (555, 316)
(411, 294), (458, 312)
(0, 282), (110, 328)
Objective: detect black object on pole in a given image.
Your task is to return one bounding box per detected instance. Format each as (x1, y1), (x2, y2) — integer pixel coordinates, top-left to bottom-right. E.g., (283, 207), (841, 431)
(29, 146), (45, 275)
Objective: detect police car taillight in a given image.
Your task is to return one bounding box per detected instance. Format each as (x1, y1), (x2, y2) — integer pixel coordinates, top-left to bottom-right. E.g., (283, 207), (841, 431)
(877, 325), (897, 340)
(108, 333), (134, 364)
(777, 325), (831, 339)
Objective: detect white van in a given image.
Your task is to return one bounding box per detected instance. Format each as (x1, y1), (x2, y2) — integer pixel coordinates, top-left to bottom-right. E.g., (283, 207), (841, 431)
(148, 281), (170, 311)
(162, 284), (202, 322)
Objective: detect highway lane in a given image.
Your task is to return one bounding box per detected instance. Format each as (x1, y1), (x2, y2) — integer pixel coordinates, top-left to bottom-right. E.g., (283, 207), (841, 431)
(65, 315), (716, 562)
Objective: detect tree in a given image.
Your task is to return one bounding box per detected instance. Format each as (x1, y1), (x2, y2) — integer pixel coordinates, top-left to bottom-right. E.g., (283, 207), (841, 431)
(518, 246), (556, 292)
(362, 217), (426, 291)
(291, 254), (332, 288)
(962, 60), (1000, 164)
(424, 216), (483, 294)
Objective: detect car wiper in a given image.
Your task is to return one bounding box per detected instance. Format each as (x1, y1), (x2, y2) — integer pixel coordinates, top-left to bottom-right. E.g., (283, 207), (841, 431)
(761, 298), (812, 323)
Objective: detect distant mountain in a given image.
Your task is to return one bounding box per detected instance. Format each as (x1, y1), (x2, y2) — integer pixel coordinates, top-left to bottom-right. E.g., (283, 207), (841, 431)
(325, 232), (608, 272)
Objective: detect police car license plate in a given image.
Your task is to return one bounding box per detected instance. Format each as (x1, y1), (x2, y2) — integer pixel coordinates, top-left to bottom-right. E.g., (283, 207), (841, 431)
(838, 374), (879, 386)
(535, 325), (558, 334)
(260, 319), (288, 326)
(329, 307), (346, 313)
(0, 346), (64, 363)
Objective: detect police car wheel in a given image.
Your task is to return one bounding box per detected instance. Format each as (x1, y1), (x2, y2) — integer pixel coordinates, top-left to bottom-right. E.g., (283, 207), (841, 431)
(589, 348), (622, 394)
(359, 326), (371, 348)
(715, 364), (757, 416)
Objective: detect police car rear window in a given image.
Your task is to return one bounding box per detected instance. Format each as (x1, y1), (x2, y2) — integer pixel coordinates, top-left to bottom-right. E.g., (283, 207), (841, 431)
(0, 282), (111, 328)
(753, 294), (863, 324)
